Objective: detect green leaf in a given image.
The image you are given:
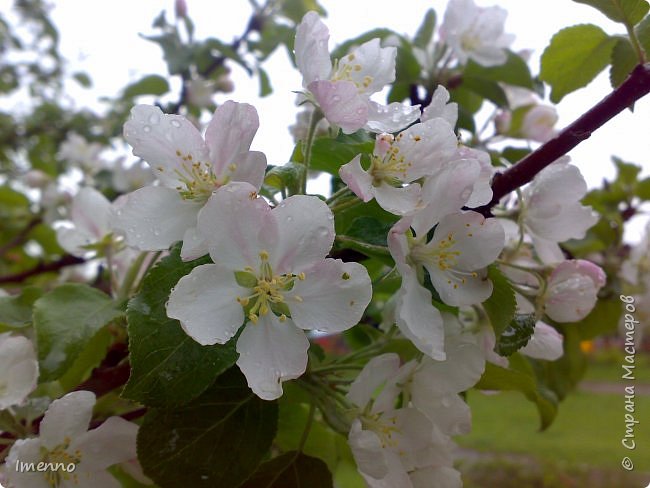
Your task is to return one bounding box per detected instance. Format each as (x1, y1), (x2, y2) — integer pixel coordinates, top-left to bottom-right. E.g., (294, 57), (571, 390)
(281, 0), (327, 23)
(636, 14), (650, 55)
(138, 368), (278, 488)
(72, 72), (92, 88)
(259, 66), (272, 97)
(573, 0), (649, 26)
(495, 314), (536, 356)
(636, 176), (650, 198)
(610, 37), (639, 87)
(342, 216), (391, 246)
(33, 284), (122, 381)
(0, 186), (30, 208)
(574, 297), (622, 340)
(464, 50), (534, 88)
(123, 246), (238, 408)
(0, 286), (43, 330)
(331, 29), (396, 60)
(413, 9), (437, 48)
(240, 451), (333, 488)
(122, 74), (170, 99)
(58, 326), (113, 390)
(309, 133), (374, 175)
(540, 24), (618, 103)
(482, 266), (516, 338)
(475, 360), (558, 430)
(264, 163), (305, 196)
(461, 76), (509, 107)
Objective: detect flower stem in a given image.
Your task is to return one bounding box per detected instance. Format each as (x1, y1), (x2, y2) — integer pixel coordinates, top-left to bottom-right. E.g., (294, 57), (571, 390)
(297, 401), (316, 452)
(300, 108), (323, 194)
(117, 251), (148, 302)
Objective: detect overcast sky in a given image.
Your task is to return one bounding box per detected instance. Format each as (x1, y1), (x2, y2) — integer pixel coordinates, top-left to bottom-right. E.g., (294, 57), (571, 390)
(4, 0), (649, 241)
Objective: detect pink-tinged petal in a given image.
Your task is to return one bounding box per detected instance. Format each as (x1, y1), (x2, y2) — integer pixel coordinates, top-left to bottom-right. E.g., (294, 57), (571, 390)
(396, 270), (446, 361)
(236, 315), (309, 400)
(73, 417), (137, 471)
(294, 11), (332, 86)
(421, 85), (458, 127)
(365, 101), (421, 133)
(5, 438), (48, 488)
(424, 393), (472, 436)
(123, 105), (208, 188)
(528, 204), (598, 242)
(337, 39), (396, 94)
(374, 182), (421, 216)
(347, 353), (401, 409)
(520, 321), (563, 360)
(531, 235), (564, 264)
(413, 160), (480, 235)
(180, 226), (208, 261)
(268, 195), (334, 274)
(71, 187), (112, 242)
(196, 182), (272, 269)
(40, 391), (95, 450)
(428, 265), (492, 306)
(308, 80), (368, 134)
(230, 151), (267, 190)
(545, 259), (605, 322)
(287, 259), (371, 332)
(166, 264), (247, 345)
(110, 186), (201, 252)
(339, 155), (374, 202)
(204, 101), (259, 177)
(394, 118), (458, 182)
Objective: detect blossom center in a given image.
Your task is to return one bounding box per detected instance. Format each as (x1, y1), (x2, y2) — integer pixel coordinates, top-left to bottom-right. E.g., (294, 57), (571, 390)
(332, 53), (372, 91)
(369, 133), (417, 184)
(42, 437), (82, 487)
(362, 413), (400, 449)
(236, 251), (304, 324)
(170, 149), (234, 201)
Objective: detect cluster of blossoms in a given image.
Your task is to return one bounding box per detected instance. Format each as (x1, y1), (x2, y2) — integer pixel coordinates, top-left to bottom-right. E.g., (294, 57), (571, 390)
(0, 2), (616, 486)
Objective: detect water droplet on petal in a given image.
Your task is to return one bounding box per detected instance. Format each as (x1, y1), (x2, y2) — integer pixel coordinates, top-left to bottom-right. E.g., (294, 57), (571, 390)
(171, 119), (182, 128)
(332, 95), (341, 103)
(148, 113), (160, 124)
(143, 125), (151, 133)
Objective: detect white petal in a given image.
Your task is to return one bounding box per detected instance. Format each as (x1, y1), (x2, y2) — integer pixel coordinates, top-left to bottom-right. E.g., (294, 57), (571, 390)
(0, 335), (38, 409)
(520, 322), (563, 360)
(531, 235), (565, 264)
(5, 438), (48, 488)
(73, 417), (138, 471)
(56, 225), (94, 258)
(166, 264), (247, 345)
(308, 80), (368, 134)
(204, 101), (259, 177)
(424, 394), (472, 436)
(39, 391), (95, 450)
(348, 420), (389, 480)
(68, 469), (121, 488)
(294, 11), (332, 86)
(396, 270), (446, 361)
(365, 101), (421, 133)
(347, 353), (401, 408)
(421, 85), (458, 127)
(268, 195), (334, 274)
(410, 466), (462, 488)
(196, 182), (271, 270)
(70, 188), (112, 242)
(374, 183), (422, 216)
(337, 39), (395, 94)
(339, 155), (374, 202)
(180, 226), (208, 261)
(123, 105), (209, 188)
(236, 315), (309, 400)
(287, 259), (372, 332)
(111, 186), (201, 252)
(231, 150), (267, 190)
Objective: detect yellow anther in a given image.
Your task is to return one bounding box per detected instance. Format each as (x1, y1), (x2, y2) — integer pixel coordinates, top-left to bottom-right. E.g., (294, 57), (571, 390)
(259, 250), (269, 261)
(279, 314), (287, 322)
(249, 313), (259, 324)
(294, 295), (303, 302)
(297, 272), (306, 280)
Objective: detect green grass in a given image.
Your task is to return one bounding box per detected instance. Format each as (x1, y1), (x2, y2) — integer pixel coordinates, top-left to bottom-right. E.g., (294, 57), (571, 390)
(458, 389), (650, 472)
(583, 351), (650, 383)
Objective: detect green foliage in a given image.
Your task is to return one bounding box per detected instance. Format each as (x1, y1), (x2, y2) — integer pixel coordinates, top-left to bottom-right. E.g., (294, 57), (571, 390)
(464, 51), (534, 89)
(482, 266), (517, 338)
(124, 246), (238, 408)
(240, 451), (333, 488)
(610, 37), (638, 87)
(264, 163), (305, 196)
(573, 0), (649, 26)
(636, 13), (650, 54)
(122, 74), (170, 99)
(33, 284), (122, 381)
(541, 24), (618, 102)
(137, 368), (278, 488)
(308, 132), (374, 176)
(413, 9), (436, 48)
(0, 286), (42, 330)
(495, 314), (536, 357)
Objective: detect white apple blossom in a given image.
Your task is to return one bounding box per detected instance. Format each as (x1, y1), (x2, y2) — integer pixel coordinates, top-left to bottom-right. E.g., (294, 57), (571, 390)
(440, 0), (514, 67)
(346, 354), (456, 488)
(520, 321), (564, 360)
(111, 101), (267, 260)
(110, 159), (155, 193)
(521, 157), (598, 263)
(0, 333), (39, 410)
(55, 187), (116, 258)
(388, 212), (504, 359)
(544, 259), (606, 322)
(167, 182), (372, 400)
(339, 117), (460, 215)
(4, 391), (138, 488)
(294, 11), (420, 134)
(420, 85), (458, 127)
(57, 133), (105, 176)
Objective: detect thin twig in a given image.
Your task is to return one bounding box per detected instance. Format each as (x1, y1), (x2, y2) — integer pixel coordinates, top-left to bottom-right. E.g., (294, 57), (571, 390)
(0, 254), (85, 284)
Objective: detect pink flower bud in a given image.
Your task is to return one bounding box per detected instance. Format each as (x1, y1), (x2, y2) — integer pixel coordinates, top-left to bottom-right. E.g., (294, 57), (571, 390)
(544, 259), (606, 322)
(175, 0), (187, 19)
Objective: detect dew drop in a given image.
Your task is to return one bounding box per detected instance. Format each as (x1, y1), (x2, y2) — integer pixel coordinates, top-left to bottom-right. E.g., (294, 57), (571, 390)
(153, 228), (161, 236)
(148, 113), (160, 124)
(143, 125), (151, 133)
(332, 95), (341, 103)
(286, 216), (293, 223)
(170, 119), (182, 128)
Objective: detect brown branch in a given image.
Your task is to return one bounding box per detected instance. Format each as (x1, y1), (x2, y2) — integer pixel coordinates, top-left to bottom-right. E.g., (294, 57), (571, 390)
(0, 217), (42, 257)
(476, 62), (650, 217)
(0, 254), (85, 284)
